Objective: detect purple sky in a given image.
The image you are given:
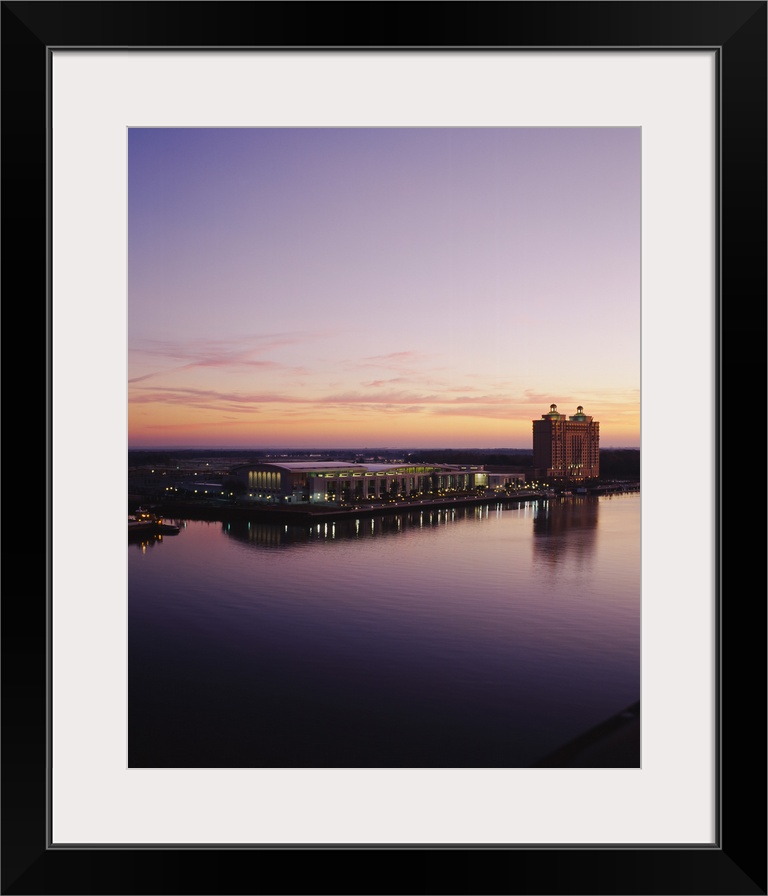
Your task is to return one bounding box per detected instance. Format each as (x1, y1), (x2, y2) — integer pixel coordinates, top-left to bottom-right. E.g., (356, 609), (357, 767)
(128, 127), (640, 448)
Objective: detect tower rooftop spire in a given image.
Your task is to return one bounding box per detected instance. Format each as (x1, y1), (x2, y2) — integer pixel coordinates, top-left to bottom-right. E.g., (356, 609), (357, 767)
(569, 405), (590, 421)
(542, 403), (562, 420)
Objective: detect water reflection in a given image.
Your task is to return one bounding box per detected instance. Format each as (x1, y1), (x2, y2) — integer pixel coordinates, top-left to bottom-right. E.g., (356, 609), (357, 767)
(532, 496), (599, 565)
(129, 533), (168, 552)
(221, 499), (545, 549)
(128, 518), (187, 552)
(129, 495), (639, 768)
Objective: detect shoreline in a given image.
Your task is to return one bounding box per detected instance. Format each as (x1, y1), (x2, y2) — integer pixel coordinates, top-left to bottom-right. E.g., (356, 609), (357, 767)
(144, 486), (639, 525)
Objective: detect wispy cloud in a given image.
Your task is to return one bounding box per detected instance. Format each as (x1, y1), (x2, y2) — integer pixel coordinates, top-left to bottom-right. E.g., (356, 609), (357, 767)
(128, 333), (317, 383)
(348, 350), (432, 374)
(129, 385), (519, 421)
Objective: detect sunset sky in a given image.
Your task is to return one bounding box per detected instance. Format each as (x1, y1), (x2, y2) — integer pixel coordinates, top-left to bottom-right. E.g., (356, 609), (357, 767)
(128, 127), (640, 449)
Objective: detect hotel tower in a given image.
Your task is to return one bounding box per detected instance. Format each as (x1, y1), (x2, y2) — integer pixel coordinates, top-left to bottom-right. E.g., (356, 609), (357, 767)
(532, 404), (600, 482)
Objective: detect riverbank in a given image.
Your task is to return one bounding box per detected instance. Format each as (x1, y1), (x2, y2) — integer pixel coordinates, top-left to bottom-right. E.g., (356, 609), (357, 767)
(145, 486), (638, 525)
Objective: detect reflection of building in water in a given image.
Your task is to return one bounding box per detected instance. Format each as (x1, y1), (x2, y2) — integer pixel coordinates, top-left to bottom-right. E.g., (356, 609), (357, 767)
(129, 533), (166, 552)
(532, 404), (600, 482)
(232, 461), (525, 506)
(532, 496), (599, 564)
(222, 501), (537, 549)
(221, 520), (303, 548)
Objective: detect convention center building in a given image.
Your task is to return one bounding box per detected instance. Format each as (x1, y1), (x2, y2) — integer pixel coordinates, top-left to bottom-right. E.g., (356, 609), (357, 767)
(232, 461), (525, 505)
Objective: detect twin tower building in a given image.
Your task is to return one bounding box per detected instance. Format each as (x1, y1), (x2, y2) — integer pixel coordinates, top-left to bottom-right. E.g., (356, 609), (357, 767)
(532, 404), (600, 482)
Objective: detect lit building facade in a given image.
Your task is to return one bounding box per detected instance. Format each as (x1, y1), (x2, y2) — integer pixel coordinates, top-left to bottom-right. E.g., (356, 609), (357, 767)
(233, 461), (525, 505)
(532, 404), (600, 482)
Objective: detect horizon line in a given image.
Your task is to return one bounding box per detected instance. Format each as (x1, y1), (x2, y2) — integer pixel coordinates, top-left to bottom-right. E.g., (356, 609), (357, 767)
(127, 445), (640, 452)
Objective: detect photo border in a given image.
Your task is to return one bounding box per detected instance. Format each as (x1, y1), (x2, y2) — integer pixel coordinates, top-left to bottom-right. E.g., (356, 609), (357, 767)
(2, 2), (765, 893)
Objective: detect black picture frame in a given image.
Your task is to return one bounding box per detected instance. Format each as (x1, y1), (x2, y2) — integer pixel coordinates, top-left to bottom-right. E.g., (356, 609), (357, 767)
(2, 2), (765, 893)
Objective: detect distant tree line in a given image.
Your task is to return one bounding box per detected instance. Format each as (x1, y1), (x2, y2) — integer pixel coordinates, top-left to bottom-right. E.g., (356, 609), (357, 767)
(128, 450), (177, 466)
(128, 446), (639, 480)
(407, 448), (640, 480)
(597, 449), (640, 479)
(407, 450), (533, 467)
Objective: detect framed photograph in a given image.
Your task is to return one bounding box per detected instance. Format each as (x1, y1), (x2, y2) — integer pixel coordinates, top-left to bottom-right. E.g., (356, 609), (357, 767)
(125, 122), (643, 775)
(3, 2), (765, 893)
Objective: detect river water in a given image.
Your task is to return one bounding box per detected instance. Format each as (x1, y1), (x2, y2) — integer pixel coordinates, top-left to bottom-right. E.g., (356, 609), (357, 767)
(128, 493), (640, 768)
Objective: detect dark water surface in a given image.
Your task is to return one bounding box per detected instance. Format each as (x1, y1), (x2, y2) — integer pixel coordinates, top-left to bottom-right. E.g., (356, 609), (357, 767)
(128, 494), (640, 768)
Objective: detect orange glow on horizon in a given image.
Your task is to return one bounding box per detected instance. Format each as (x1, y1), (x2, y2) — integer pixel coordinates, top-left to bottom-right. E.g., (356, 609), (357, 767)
(129, 402), (640, 449)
